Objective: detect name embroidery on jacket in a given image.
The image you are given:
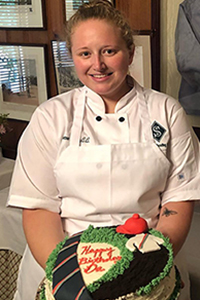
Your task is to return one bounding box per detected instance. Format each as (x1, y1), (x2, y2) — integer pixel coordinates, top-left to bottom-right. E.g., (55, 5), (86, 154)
(80, 136), (90, 143)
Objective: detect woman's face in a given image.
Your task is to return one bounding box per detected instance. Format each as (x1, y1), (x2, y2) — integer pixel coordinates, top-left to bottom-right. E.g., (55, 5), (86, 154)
(71, 19), (134, 105)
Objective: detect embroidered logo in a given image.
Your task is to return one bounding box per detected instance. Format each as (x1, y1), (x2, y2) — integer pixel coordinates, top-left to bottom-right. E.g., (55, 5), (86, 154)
(80, 136), (90, 143)
(151, 121), (166, 142)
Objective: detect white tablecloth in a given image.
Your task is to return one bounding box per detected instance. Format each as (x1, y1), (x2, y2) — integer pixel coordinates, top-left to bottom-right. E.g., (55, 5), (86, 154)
(0, 187), (26, 255)
(0, 151), (26, 255)
(0, 149), (15, 190)
(0, 153), (26, 299)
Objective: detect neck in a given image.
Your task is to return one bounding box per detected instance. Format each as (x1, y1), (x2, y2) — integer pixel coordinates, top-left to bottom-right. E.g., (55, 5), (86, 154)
(103, 85), (132, 113)
(104, 100), (117, 113)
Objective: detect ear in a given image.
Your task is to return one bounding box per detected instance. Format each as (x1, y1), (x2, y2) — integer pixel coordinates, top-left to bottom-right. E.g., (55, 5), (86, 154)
(128, 46), (135, 65)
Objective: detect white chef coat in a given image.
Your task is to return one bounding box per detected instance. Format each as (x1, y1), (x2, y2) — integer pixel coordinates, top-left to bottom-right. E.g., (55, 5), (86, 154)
(7, 77), (200, 300)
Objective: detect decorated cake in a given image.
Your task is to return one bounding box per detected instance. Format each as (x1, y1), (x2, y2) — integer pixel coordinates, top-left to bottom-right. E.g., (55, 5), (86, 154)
(40, 214), (181, 300)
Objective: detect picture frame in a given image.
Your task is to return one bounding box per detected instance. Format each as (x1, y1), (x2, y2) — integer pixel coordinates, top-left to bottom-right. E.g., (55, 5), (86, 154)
(51, 40), (83, 94)
(0, 0), (44, 28)
(65, 0), (113, 20)
(129, 35), (152, 89)
(0, 44), (48, 121)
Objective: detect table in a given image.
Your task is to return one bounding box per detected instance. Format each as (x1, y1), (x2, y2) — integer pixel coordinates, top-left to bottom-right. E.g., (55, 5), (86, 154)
(0, 187), (26, 255)
(0, 153), (26, 300)
(0, 186), (27, 300)
(0, 149), (15, 190)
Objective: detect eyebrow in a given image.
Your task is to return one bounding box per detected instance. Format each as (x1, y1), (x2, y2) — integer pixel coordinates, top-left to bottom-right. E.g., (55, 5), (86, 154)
(74, 45), (118, 52)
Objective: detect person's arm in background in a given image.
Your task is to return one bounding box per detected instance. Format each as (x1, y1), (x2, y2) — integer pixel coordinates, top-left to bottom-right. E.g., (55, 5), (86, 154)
(23, 209), (65, 269)
(156, 200), (194, 257)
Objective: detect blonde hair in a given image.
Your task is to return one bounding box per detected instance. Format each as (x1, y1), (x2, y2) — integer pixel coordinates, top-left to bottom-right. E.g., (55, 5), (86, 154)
(66, 0), (134, 53)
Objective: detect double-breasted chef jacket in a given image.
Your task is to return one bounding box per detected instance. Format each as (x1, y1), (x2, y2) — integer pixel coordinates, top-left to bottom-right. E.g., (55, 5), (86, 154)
(7, 77), (200, 300)
(8, 77), (200, 237)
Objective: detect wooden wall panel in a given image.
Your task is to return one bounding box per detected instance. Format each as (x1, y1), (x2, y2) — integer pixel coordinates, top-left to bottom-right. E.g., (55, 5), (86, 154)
(115, 0), (160, 91)
(0, 31), (48, 44)
(115, 0), (151, 31)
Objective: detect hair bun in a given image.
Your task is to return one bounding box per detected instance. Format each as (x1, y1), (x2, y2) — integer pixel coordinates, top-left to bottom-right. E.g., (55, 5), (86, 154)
(83, 0), (113, 8)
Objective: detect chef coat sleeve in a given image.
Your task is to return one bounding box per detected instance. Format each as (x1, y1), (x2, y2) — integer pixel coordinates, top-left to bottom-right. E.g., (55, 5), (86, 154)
(161, 100), (200, 205)
(7, 104), (62, 213)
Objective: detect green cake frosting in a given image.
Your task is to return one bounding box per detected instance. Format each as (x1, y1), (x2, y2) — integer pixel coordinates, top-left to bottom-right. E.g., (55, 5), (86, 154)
(136, 228), (174, 296)
(45, 235), (69, 282)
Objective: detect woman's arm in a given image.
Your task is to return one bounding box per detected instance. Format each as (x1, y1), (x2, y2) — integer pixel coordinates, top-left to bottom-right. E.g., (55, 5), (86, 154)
(23, 209), (65, 269)
(156, 201), (194, 257)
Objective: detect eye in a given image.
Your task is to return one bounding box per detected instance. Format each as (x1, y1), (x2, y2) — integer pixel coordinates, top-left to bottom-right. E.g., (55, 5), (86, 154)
(103, 48), (116, 56)
(80, 51), (91, 58)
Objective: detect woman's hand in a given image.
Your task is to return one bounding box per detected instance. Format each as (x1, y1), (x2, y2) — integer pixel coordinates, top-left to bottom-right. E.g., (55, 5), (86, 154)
(156, 201), (194, 257)
(23, 209), (65, 269)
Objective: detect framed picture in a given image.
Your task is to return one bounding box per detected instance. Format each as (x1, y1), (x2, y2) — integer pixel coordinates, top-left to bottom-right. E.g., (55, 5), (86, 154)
(0, 0), (44, 28)
(0, 45), (48, 121)
(129, 35), (152, 89)
(52, 40), (83, 94)
(65, 0), (113, 20)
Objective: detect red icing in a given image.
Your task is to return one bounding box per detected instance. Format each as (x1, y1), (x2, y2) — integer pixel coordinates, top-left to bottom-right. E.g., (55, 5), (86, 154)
(116, 214), (148, 234)
(79, 245), (122, 274)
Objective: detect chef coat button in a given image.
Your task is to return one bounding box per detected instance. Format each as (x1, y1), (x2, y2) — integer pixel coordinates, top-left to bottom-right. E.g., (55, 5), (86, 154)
(96, 116), (102, 122)
(119, 117), (125, 122)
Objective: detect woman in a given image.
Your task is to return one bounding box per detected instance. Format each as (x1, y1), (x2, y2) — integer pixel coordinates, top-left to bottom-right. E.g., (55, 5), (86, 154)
(8, 1), (200, 299)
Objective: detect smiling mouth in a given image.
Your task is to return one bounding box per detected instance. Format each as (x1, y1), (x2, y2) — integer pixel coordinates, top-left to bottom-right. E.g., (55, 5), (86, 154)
(90, 72), (113, 78)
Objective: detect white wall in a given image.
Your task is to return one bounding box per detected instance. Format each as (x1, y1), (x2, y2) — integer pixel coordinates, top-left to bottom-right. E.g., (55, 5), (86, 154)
(160, 0), (182, 99)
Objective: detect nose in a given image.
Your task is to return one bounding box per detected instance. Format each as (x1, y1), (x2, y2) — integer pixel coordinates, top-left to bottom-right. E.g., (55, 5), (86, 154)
(92, 53), (106, 71)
